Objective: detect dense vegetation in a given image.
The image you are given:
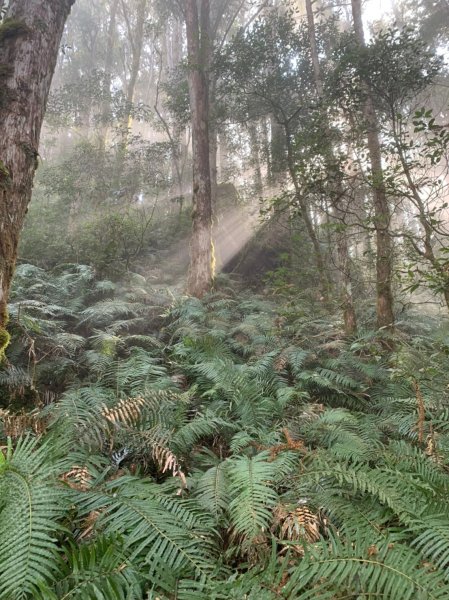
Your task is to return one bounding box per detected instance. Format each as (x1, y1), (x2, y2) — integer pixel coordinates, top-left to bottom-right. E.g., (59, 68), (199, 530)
(1, 0), (449, 598)
(2, 264), (449, 598)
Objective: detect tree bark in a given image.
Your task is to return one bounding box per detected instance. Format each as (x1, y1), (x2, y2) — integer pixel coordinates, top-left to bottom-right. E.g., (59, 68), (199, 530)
(185, 0), (213, 297)
(0, 0), (75, 355)
(351, 0), (394, 330)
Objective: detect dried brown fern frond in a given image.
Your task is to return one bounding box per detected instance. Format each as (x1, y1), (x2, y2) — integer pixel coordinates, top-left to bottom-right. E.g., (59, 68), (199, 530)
(0, 408), (47, 438)
(274, 353), (289, 372)
(77, 510), (102, 541)
(124, 427), (187, 489)
(275, 503), (321, 555)
(254, 428), (306, 461)
(102, 396), (146, 427)
(60, 465), (93, 491)
(101, 391), (181, 429)
(152, 441), (187, 489)
(425, 424), (444, 465)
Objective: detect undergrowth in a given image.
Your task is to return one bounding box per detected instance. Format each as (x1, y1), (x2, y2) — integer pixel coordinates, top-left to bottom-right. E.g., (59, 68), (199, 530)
(1, 265), (449, 598)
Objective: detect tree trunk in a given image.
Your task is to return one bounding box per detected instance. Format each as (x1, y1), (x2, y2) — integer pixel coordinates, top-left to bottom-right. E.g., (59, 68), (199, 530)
(285, 127), (330, 299)
(0, 0), (75, 355)
(306, 0), (357, 334)
(185, 0), (213, 297)
(351, 0), (394, 330)
(123, 0), (146, 134)
(248, 121), (263, 193)
(98, 0), (119, 152)
(270, 115), (286, 184)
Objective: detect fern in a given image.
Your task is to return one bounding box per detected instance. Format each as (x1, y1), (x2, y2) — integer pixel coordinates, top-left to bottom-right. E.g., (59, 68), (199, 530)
(76, 476), (220, 592)
(285, 533), (449, 599)
(227, 451), (296, 543)
(0, 437), (68, 598)
(36, 536), (142, 599)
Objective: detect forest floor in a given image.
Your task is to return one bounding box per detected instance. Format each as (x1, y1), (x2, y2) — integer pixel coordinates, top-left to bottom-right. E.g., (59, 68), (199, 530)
(1, 264), (449, 598)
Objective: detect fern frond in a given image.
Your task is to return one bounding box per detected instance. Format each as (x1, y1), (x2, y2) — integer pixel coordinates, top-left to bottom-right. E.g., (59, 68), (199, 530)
(36, 536), (142, 599)
(77, 476), (219, 591)
(0, 436), (67, 598)
(285, 534), (449, 599)
(227, 451), (287, 542)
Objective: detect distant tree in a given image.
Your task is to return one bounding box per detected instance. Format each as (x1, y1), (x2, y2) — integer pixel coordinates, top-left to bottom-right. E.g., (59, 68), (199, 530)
(0, 0), (75, 356)
(305, 0), (357, 335)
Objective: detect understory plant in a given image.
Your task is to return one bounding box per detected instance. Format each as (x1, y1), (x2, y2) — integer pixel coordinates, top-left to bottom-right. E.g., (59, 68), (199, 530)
(1, 265), (449, 598)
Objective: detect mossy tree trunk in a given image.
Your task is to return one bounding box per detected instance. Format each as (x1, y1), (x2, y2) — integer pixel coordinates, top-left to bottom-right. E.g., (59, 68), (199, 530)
(185, 0), (213, 298)
(0, 0), (75, 354)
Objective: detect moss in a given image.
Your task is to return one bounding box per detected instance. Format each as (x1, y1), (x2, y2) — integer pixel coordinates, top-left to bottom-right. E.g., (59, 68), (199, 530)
(0, 18), (31, 44)
(0, 309), (10, 360)
(0, 160), (11, 189)
(0, 327), (10, 360)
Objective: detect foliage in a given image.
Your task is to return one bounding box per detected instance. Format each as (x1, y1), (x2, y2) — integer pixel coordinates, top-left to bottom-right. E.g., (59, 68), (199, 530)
(2, 266), (449, 597)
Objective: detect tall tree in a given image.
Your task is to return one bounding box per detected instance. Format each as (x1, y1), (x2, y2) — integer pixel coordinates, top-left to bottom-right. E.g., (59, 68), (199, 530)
(0, 0), (75, 355)
(351, 0), (394, 330)
(98, 0), (119, 152)
(305, 0), (357, 335)
(120, 0), (148, 138)
(185, 0), (214, 297)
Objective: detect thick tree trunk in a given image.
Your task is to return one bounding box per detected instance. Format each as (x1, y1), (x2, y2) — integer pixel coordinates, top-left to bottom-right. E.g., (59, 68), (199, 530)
(0, 0), (75, 354)
(306, 0), (357, 334)
(351, 0), (394, 330)
(185, 0), (213, 297)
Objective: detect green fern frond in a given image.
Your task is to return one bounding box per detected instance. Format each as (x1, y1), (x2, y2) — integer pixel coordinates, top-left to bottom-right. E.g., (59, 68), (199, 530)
(36, 536), (142, 600)
(285, 534), (449, 599)
(0, 436), (68, 599)
(77, 476), (219, 592)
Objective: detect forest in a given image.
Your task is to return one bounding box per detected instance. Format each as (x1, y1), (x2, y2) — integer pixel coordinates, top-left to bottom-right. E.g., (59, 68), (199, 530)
(1, 0), (449, 598)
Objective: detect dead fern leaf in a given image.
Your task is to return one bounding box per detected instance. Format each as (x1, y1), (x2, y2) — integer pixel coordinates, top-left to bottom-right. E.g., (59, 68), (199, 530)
(102, 396), (146, 427)
(0, 408), (47, 438)
(78, 510), (101, 541)
(254, 428), (306, 461)
(152, 441), (187, 489)
(280, 506), (321, 543)
(60, 465), (93, 491)
(274, 353), (289, 372)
